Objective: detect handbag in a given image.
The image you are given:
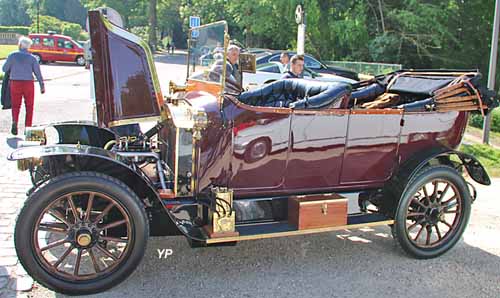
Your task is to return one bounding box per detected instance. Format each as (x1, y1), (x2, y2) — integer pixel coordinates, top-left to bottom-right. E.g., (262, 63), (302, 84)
(1, 71), (11, 110)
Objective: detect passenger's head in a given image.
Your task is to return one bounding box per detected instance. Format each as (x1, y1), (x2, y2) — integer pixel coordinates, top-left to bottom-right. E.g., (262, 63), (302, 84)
(227, 45), (240, 65)
(18, 36), (32, 50)
(280, 52), (290, 65)
(290, 54), (304, 76)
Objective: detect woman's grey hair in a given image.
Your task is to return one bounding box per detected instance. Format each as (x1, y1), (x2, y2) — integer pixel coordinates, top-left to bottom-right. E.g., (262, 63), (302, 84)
(18, 36), (33, 50)
(227, 44), (240, 53)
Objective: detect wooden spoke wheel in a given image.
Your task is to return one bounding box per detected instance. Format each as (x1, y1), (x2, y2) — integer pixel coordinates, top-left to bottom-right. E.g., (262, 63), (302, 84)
(15, 172), (149, 295)
(393, 166), (471, 259)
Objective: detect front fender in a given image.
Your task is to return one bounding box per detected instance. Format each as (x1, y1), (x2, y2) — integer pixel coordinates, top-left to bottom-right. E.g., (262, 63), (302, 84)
(8, 144), (159, 198)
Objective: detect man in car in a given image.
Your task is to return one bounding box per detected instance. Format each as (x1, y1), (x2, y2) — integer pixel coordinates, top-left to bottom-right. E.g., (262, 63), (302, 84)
(209, 44), (242, 90)
(280, 52), (290, 70)
(281, 54), (304, 79)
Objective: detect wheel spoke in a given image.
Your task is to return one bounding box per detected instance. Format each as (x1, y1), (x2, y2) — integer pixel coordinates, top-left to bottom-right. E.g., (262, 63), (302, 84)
(443, 201), (458, 211)
(441, 195), (457, 206)
(425, 227), (431, 245)
(74, 249), (83, 276)
(40, 238), (67, 251)
(431, 181), (439, 201)
(411, 198), (427, 209)
(438, 183), (451, 203)
(39, 223), (67, 234)
(99, 219), (127, 231)
(53, 245), (74, 268)
(413, 224), (425, 241)
(422, 186), (431, 205)
(440, 219), (453, 229)
(84, 193), (94, 221)
(67, 194), (79, 223)
(93, 203), (115, 224)
(407, 212), (425, 218)
(100, 236), (128, 243)
(407, 219), (423, 231)
(88, 248), (101, 273)
(48, 209), (70, 227)
(95, 244), (118, 261)
(435, 224), (442, 240)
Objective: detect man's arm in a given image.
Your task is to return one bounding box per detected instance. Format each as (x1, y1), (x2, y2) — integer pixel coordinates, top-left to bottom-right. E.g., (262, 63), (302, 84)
(2, 55), (12, 73)
(32, 58), (45, 91)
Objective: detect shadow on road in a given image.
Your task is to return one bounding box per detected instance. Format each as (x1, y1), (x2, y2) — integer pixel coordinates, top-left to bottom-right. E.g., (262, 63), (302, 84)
(51, 226), (500, 298)
(154, 52), (187, 66)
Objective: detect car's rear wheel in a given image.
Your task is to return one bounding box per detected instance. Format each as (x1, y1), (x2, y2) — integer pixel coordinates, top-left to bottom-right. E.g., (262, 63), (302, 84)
(15, 172), (149, 295)
(76, 56), (86, 66)
(392, 165), (471, 259)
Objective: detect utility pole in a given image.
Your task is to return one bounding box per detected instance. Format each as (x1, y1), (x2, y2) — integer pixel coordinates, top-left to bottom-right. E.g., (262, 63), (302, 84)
(296, 4), (305, 55)
(36, 0), (40, 33)
(483, 0), (500, 144)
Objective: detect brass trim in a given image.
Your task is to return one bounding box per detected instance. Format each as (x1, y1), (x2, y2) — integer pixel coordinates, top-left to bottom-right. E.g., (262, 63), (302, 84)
(299, 198), (348, 206)
(205, 220), (395, 244)
(108, 116), (161, 127)
(174, 127), (180, 196)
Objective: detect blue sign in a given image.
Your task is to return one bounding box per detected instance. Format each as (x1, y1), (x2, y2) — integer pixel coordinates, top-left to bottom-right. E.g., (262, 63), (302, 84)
(189, 16), (200, 28)
(191, 29), (199, 39)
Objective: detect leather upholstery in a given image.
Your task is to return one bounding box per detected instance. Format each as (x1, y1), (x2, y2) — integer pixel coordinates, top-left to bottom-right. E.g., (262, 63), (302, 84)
(239, 80), (352, 109)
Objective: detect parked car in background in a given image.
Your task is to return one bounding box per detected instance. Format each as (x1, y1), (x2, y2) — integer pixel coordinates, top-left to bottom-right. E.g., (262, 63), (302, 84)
(256, 51), (359, 81)
(243, 62), (356, 88)
(28, 33), (86, 66)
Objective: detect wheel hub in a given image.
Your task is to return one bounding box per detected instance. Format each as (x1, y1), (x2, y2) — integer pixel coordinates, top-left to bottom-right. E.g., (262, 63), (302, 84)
(77, 233), (92, 247)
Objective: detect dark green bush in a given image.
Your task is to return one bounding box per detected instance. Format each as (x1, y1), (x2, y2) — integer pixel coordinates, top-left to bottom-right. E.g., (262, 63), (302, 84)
(469, 109), (500, 132)
(0, 26), (30, 35)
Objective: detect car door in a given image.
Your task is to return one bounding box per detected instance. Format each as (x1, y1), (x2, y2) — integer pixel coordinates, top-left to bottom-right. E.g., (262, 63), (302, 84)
(41, 36), (55, 61)
(285, 108), (349, 190)
(56, 37), (72, 61)
(229, 103), (291, 192)
(340, 109), (403, 185)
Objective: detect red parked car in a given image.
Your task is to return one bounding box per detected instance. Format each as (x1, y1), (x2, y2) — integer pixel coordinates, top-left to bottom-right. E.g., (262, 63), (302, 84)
(28, 33), (86, 66)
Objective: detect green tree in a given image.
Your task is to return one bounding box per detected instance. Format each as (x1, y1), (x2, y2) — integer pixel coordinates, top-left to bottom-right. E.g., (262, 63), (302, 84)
(0, 0), (31, 26)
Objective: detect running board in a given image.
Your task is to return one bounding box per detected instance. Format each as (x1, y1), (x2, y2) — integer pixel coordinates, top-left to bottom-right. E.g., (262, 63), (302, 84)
(205, 216), (394, 244)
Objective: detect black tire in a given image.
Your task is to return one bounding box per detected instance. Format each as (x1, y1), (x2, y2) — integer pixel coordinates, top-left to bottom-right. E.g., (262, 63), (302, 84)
(15, 172), (149, 295)
(243, 137), (271, 163)
(392, 165), (471, 259)
(33, 53), (42, 64)
(75, 55), (86, 66)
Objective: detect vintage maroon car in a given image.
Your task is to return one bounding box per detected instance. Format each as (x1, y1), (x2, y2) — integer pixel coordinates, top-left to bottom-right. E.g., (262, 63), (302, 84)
(7, 11), (498, 295)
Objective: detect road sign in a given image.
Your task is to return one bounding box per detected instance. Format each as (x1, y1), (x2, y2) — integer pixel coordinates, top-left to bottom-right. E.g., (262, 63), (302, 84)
(191, 30), (199, 39)
(189, 16), (201, 28)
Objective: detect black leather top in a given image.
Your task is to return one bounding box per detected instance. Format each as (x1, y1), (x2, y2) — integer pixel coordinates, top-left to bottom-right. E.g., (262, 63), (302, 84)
(238, 79), (352, 109)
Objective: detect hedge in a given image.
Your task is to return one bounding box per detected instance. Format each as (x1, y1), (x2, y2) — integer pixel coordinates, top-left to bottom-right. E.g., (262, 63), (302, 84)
(29, 15), (83, 40)
(0, 26), (30, 36)
(469, 109), (500, 133)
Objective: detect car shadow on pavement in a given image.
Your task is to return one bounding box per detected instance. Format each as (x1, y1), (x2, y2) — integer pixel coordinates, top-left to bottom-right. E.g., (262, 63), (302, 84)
(6, 137), (22, 149)
(48, 226), (500, 298)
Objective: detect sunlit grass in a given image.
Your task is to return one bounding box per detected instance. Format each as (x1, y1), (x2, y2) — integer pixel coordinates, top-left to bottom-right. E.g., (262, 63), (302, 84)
(460, 143), (500, 177)
(0, 44), (17, 59)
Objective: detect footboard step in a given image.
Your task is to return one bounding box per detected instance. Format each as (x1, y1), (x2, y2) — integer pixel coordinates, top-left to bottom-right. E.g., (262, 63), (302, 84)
(205, 215), (393, 244)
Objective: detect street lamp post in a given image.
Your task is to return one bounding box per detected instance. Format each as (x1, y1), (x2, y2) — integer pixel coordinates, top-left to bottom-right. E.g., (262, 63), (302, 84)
(483, 0), (500, 144)
(36, 0), (40, 33)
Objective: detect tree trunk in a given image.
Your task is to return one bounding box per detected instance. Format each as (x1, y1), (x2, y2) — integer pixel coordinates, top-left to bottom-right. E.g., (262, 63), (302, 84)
(148, 0), (157, 51)
(377, 0), (386, 33)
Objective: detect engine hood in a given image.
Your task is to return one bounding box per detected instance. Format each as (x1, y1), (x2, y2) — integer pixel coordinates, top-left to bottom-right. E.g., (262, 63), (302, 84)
(88, 10), (163, 128)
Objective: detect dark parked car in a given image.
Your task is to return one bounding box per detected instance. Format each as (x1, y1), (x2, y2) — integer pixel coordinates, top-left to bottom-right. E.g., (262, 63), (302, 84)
(256, 51), (360, 81)
(7, 11), (498, 295)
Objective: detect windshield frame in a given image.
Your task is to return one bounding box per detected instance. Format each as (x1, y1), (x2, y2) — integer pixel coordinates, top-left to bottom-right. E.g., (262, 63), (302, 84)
(187, 21), (229, 96)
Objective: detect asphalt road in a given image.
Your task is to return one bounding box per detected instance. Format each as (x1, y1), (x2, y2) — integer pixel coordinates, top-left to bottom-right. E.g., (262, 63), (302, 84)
(1, 54), (499, 298)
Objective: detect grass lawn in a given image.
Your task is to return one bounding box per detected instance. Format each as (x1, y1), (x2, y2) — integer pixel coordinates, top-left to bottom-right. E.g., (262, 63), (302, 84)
(0, 44), (17, 59)
(460, 143), (500, 177)
(465, 125), (500, 148)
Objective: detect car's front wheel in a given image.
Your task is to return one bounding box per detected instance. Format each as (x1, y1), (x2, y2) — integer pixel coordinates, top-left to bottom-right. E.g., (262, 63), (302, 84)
(15, 172), (149, 295)
(33, 53), (42, 64)
(392, 165), (471, 259)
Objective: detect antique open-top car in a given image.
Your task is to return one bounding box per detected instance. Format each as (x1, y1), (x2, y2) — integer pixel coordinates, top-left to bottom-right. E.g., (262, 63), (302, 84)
(7, 10), (498, 295)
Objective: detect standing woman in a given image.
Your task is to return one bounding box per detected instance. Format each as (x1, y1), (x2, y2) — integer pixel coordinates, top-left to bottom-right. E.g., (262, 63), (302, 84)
(2, 36), (45, 135)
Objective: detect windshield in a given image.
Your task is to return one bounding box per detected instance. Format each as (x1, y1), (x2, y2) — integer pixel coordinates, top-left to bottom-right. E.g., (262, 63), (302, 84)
(187, 21), (228, 88)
